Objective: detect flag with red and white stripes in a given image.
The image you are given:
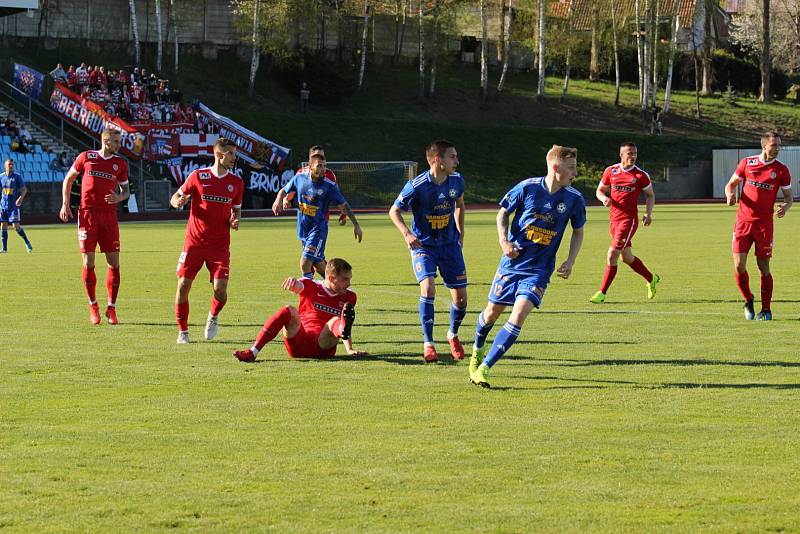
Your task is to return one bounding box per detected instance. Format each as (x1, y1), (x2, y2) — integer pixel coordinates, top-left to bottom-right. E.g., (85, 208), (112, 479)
(179, 133), (219, 158)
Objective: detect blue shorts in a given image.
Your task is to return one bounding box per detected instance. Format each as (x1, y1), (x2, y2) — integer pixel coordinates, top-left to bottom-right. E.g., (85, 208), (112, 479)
(0, 208), (20, 223)
(488, 269), (550, 308)
(410, 244), (467, 288)
(300, 226), (328, 263)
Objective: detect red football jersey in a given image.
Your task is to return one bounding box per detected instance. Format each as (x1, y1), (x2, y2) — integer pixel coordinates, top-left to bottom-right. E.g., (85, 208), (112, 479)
(733, 155), (792, 223)
(71, 150), (129, 211)
(601, 164), (652, 222)
(297, 279), (357, 334)
(179, 167), (244, 248)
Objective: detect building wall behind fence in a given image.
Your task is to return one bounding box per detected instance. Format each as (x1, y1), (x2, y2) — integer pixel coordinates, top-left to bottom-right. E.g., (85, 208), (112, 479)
(0, 0), (533, 70)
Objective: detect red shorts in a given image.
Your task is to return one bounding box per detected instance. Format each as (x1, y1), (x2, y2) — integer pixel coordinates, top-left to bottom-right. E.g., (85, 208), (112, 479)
(176, 246), (230, 281)
(609, 217), (638, 250)
(78, 208), (120, 253)
(283, 325), (337, 359)
(732, 219), (773, 258)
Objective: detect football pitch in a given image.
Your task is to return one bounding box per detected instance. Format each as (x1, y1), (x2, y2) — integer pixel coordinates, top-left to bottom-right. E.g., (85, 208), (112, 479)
(2, 204), (800, 532)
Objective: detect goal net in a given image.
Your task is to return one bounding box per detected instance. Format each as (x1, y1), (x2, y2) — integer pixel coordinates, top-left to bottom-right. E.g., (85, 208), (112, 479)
(304, 161), (418, 208)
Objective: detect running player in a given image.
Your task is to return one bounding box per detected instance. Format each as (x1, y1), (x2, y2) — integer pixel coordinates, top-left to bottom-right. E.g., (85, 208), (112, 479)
(469, 145), (585, 388)
(233, 258), (366, 361)
(389, 139), (467, 363)
(170, 137), (244, 343)
(0, 158), (32, 253)
(59, 128), (130, 325)
(272, 153), (363, 279)
(589, 142), (659, 303)
(724, 131), (792, 320)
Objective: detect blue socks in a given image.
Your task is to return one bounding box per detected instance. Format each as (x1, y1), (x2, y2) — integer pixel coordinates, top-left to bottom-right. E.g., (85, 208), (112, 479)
(474, 311), (495, 349)
(1, 230), (6, 251)
(449, 303), (467, 336)
(483, 321), (521, 368)
(17, 228), (30, 246)
(302, 271), (314, 279)
(419, 296), (435, 344)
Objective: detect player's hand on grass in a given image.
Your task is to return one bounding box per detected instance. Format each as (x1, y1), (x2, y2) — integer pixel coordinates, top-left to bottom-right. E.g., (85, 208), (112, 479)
(353, 223), (363, 243)
(500, 240), (520, 259)
(59, 204), (72, 222)
(556, 261), (574, 279)
(403, 231), (421, 249)
(642, 213), (652, 226)
(346, 348), (369, 356)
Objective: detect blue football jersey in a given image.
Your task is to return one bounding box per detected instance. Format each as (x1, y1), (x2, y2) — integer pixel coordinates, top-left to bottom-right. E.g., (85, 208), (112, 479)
(283, 171), (346, 239)
(394, 171), (465, 247)
(498, 177), (586, 275)
(0, 172), (25, 211)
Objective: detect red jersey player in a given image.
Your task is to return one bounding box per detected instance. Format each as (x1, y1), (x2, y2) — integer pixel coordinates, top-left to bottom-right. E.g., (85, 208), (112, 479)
(724, 131), (792, 321)
(170, 137), (244, 343)
(233, 258), (366, 361)
(590, 142), (660, 304)
(59, 128), (130, 325)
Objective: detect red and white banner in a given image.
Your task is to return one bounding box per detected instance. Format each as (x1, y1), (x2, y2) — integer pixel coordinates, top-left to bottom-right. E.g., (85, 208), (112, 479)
(49, 83), (146, 159)
(179, 133), (219, 158)
(131, 121), (195, 136)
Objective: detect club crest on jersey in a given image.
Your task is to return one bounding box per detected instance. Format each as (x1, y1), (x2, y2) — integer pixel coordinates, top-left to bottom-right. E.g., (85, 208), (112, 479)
(199, 171), (211, 180)
(449, 188), (457, 198)
(316, 188), (324, 195)
(227, 184), (234, 192)
(112, 164), (119, 171)
(556, 202), (567, 213)
(771, 171), (777, 179)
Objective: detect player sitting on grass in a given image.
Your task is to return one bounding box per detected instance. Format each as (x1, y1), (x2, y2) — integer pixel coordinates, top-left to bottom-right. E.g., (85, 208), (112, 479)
(233, 258), (367, 361)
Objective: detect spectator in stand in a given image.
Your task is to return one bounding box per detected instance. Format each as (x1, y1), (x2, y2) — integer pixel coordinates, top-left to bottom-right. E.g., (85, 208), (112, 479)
(97, 66), (108, 89)
(130, 67), (141, 86)
(129, 82), (144, 104)
(66, 65), (77, 90)
(4, 115), (18, 136)
(146, 74), (158, 102)
(50, 63), (67, 83)
(88, 66), (98, 89)
(116, 69), (129, 88)
(76, 63), (89, 91)
(18, 123), (33, 145)
(11, 134), (29, 154)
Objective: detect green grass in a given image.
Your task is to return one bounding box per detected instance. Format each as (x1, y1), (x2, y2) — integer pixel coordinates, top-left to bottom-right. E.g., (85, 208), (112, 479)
(2, 204), (800, 531)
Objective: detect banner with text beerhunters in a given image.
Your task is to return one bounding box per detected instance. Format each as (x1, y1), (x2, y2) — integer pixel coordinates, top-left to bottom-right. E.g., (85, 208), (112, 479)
(49, 83), (146, 159)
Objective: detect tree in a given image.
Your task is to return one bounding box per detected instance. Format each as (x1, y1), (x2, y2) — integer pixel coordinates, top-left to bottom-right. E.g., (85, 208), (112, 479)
(635, 0), (644, 104)
(418, 0), (426, 100)
(496, 0), (514, 96)
(701, 0), (715, 95)
(663, 13), (680, 112)
(357, 1), (371, 93)
(248, 0), (261, 97)
(560, 1), (573, 102)
(169, 0), (180, 72)
(480, 0), (489, 101)
(155, 0), (163, 73)
(537, 0), (545, 102)
(650, 0), (660, 108)
(589, 0), (601, 81)
(429, 0), (443, 98)
(394, 0), (411, 65)
(611, 0), (621, 105)
(129, 0), (141, 66)
(760, 0), (772, 102)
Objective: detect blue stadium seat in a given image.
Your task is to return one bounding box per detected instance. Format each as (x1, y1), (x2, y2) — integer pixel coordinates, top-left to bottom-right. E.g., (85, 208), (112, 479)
(33, 145), (42, 153)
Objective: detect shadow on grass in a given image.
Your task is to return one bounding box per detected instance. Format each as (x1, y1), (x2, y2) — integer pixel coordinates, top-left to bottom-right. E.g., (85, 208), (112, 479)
(555, 358), (800, 368)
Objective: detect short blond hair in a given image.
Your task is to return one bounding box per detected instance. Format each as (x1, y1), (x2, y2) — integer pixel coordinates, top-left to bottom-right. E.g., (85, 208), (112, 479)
(546, 144), (577, 163)
(101, 127), (121, 138)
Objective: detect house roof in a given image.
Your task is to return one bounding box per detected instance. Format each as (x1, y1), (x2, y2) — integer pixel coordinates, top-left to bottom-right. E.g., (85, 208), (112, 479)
(550, 0), (699, 32)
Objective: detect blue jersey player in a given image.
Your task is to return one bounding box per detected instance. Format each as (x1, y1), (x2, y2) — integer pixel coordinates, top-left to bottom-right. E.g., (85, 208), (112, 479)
(273, 153), (362, 278)
(389, 140), (468, 363)
(469, 145), (586, 388)
(0, 158), (32, 254)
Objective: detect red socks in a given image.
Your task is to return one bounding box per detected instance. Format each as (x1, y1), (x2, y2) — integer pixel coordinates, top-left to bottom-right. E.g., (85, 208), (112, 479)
(176, 301), (189, 331)
(255, 306), (293, 351)
(210, 296), (226, 317)
(761, 274), (773, 310)
(107, 266), (120, 305)
(735, 271), (754, 302)
(83, 266), (97, 303)
(600, 265), (617, 294)
(628, 257), (653, 283)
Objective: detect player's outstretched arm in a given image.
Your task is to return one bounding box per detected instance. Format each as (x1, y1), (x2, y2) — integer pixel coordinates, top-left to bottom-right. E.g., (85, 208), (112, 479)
(342, 336), (368, 356)
(556, 226), (584, 279)
(777, 187), (793, 218)
(282, 277), (304, 294)
(389, 204), (421, 249)
(59, 169), (79, 222)
(339, 203), (362, 242)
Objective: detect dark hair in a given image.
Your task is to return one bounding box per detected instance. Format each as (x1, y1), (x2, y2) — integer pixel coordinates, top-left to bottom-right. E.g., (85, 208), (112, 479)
(620, 142), (637, 150)
(426, 139), (455, 160)
(761, 131), (780, 143)
(214, 137), (238, 151)
(309, 153), (325, 163)
(326, 258), (352, 275)
(308, 145), (325, 156)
